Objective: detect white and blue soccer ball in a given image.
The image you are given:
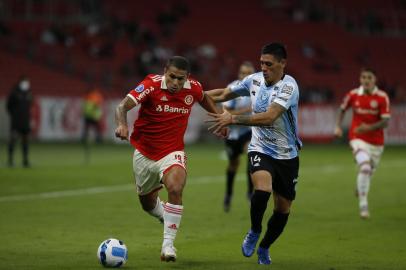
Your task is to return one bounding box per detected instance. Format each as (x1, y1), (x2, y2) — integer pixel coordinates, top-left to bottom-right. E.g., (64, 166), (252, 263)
(97, 238), (128, 268)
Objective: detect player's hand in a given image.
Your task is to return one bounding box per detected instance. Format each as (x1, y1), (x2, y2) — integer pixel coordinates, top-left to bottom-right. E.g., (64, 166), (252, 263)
(215, 127), (230, 139)
(115, 124), (129, 141)
(205, 110), (233, 134)
(354, 123), (370, 134)
(334, 126), (343, 138)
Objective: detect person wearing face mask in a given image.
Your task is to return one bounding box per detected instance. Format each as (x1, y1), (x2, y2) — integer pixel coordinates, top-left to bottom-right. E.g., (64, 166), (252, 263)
(6, 76), (33, 168)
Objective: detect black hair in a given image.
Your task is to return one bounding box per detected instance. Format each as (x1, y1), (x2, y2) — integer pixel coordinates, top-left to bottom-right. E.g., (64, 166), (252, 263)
(361, 67), (377, 76)
(261, 43), (287, 61)
(166, 56), (191, 73)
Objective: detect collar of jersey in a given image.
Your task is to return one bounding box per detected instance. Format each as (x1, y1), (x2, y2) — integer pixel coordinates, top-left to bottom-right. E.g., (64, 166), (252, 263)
(358, 86), (378, 95)
(264, 78), (284, 90)
(161, 76), (192, 90)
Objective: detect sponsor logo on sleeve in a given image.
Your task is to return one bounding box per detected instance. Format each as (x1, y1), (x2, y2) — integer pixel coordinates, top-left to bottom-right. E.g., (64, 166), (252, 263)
(281, 84), (293, 95)
(135, 84), (145, 93)
(135, 86), (154, 102)
(253, 80), (261, 86)
(277, 97), (289, 102)
(184, 95), (194, 105)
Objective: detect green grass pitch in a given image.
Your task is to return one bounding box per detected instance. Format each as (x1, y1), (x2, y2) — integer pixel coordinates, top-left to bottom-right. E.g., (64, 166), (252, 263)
(0, 143), (405, 270)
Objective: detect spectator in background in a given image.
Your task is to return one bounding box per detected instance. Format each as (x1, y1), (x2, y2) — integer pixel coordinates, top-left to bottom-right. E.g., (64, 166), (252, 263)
(82, 88), (104, 144)
(6, 76), (33, 167)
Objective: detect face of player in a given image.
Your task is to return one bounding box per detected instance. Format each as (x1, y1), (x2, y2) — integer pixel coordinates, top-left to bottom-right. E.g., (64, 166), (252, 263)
(260, 54), (286, 85)
(164, 66), (189, 93)
(238, 65), (254, 81)
(360, 71), (376, 92)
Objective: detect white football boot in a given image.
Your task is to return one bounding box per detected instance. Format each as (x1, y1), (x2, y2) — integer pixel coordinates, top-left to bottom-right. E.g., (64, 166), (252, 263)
(161, 245), (177, 262)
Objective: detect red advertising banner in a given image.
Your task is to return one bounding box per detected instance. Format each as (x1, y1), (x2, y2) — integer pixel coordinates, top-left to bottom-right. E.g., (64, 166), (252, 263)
(386, 106), (406, 144)
(299, 104), (406, 144)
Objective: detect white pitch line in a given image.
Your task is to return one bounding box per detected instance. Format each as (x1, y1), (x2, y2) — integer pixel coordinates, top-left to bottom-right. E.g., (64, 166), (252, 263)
(0, 160), (403, 203)
(0, 175), (226, 203)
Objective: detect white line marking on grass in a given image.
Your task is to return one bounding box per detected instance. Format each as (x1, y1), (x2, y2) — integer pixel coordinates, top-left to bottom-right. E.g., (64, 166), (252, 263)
(0, 175), (226, 203)
(0, 160), (403, 203)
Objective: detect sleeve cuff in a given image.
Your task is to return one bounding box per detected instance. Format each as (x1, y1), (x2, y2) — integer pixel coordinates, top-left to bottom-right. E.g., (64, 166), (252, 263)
(127, 94), (138, 105)
(273, 98), (289, 109)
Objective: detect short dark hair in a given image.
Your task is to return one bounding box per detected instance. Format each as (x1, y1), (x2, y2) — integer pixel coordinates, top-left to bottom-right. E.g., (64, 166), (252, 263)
(361, 67), (377, 76)
(261, 43), (287, 61)
(166, 56), (190, 73)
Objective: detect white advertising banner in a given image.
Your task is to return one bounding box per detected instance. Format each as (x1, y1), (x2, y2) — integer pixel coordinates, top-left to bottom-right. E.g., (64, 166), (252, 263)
(37, 97), (83, 140)
(0, 97), (405, 144)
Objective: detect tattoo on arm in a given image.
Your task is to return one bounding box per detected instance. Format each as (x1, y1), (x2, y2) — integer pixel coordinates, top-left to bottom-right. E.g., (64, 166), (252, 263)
(231, 102), (285, 126)
(232, 115), (253, 125)
(115, 97), (135, 126)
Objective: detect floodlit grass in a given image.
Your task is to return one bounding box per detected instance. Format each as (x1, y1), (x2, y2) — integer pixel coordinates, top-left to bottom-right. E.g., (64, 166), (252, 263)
(0, 143), (405, 269)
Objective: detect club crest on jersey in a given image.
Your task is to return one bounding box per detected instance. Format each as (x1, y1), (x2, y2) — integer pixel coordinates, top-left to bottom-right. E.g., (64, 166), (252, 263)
(184, 95), (193, 105)
(135, 84), (144, 93)
(370, 100), (378, 108)
(260, 91), (269, 101)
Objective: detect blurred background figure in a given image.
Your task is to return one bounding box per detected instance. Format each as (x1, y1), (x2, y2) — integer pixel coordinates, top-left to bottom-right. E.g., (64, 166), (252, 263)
(82, 87), (104, 145)
(6, 76), (33, 168)
(222, 61), (255, 212)
(334, 68), (391, 219)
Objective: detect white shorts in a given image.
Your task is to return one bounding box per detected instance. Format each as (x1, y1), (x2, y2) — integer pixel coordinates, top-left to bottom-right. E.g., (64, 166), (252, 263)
(350, 139), (384, 169)
(133, 149), (187, 195)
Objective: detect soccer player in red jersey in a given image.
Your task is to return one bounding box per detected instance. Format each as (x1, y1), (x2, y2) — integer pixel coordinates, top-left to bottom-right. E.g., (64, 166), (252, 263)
(115, 56), (228, 262)
(334, 68), (391, 219)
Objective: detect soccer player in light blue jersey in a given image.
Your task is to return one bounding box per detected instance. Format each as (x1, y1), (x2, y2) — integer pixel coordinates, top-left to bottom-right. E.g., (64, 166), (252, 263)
(207, 43), (302, 265)
(222, 62), (255, 212)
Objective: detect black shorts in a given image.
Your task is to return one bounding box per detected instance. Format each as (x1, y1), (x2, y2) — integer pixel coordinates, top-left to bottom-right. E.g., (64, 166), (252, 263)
(248, 151), (299, 201)
(225, 131), (251, 160)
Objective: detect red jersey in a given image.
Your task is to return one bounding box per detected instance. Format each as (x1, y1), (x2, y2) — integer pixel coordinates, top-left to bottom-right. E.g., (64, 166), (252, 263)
(340, 87), (390, 145)
(127, 74), (204, 160)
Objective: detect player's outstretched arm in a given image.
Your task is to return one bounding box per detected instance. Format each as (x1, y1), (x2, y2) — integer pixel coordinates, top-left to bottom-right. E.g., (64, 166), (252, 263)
(199, 93), (229, 138)
(206, 87), (239, 103)
(223, 105), (252, 115)
(206, 102), (285, 134)
(115, 96), (136, 141)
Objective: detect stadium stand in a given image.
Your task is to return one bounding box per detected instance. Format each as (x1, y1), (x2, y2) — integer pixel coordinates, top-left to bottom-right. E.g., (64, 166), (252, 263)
(0, 0), (405, 103)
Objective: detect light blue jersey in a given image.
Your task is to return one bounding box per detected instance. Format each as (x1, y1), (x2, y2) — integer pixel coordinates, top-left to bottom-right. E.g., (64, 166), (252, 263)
(230, 72), (302, 159)
(223, 80), (252, 140)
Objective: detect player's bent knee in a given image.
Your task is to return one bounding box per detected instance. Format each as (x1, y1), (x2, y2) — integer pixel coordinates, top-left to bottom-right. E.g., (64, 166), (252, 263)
(273, 194), (292, 213)
(167, 184), (183, 199)
(354, 150), (371, 166)
(359, 162), (372, 175)
(138, 194), (158, 212)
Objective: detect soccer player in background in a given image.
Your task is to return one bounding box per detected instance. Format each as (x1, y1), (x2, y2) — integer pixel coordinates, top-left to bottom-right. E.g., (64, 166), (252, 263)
(207, 43), (301, 265)
(114, 56), (228, 262)
(222, 61), (255, 212)
(82, 87), (104, 144)
(334, 68), (390, 219)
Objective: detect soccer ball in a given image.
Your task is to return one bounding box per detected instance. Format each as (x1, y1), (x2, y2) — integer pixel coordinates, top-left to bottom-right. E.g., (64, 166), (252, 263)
(97, 238), (128, 268)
